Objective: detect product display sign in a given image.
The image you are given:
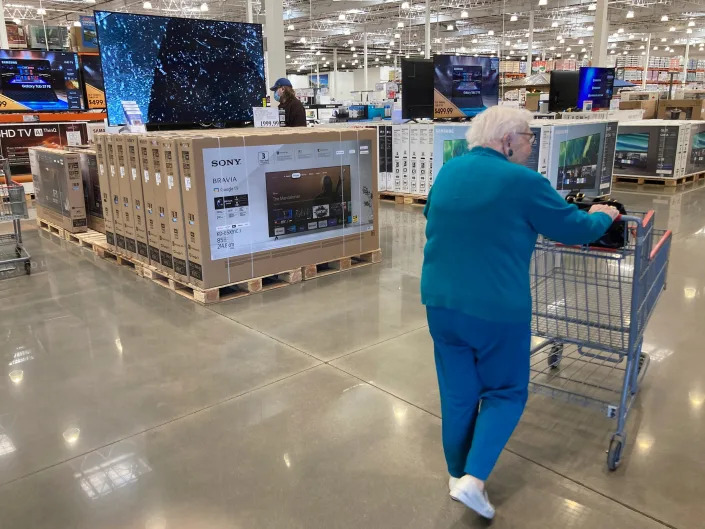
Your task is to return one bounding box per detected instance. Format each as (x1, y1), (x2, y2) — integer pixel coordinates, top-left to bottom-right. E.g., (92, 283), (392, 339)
(96, 11), (266, 126)
(203, 139), (374, 261)
(80, 54), (105, 109)
(29, 26), (69, 50)
(0, 50), (84, 112)
(433, 55), (499, 119)
(5, 23), (27, 47)
(79, 15), (99, 50)
(0, 122), (87, 174)
(252, 106), (280, 128)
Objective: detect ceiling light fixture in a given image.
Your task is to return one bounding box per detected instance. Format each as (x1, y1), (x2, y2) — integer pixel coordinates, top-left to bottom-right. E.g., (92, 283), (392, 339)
(539, 0), (547, 5)
(394, 33), (400, 38)
(37, 7), (46, 14)
(661, 37), (667, 41)
(661, 15), (668, 22)
(510, 14), (518, 22)
(670, 26), (676, 31)
(617, 28), (624, 33)
(687, 28), (693, 33)
(287, 24), (294, 30)
(73, 20), (81, 26)
(588, 3), (596, 10)
(447, 24), (454, 30)
(587, 25), (593, 31)
(626, 10), (634, 18)
(551, 21), (558, 27)
(578, 39), (584, 44)
(338, 13), (345, 21)
(12, 18), (20, 24)
(200, 2), (208, 12)
(397, 21), (404, 28)
(581, 47), (586, 52)
(488, 30), (494, 35)
(689, 20), (695, 27)
(401, 1), (410, 8)
(461, 10), (469, 18)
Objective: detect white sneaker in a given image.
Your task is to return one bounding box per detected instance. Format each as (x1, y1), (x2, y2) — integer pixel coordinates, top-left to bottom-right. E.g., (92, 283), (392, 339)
(449, 476), (459, 493)
(450, 475), (495, 519)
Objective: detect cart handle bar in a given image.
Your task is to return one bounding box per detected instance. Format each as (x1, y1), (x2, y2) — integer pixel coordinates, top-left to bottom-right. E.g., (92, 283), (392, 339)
(650, 230), (672, 261)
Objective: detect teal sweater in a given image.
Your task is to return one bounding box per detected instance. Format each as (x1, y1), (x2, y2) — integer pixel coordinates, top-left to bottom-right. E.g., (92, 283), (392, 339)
(421, 146), (614, 323)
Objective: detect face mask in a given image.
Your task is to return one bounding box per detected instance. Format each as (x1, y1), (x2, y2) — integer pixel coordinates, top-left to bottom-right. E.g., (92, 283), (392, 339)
(273, 91), (281, 102)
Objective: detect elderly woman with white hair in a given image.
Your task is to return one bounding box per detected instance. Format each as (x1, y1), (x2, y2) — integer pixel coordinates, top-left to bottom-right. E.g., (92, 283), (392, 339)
(421, 106), (619, 519)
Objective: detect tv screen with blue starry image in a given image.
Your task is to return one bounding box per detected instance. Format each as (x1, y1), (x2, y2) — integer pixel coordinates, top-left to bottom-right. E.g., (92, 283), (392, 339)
(95, 11), (266, 126)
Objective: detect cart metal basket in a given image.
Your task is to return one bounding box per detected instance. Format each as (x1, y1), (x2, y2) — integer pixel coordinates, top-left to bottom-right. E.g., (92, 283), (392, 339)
(0, 160), (31, 276)
(529, 211), (672, 470)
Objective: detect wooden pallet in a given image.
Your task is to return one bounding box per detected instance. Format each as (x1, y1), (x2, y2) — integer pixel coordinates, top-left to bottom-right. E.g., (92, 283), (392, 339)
(613, 172), (704, 187)
(379, 192), (428, 206)
(36, 218), (66, 239)
(302, 249), (383, 280)
(143, 264), (303, 304)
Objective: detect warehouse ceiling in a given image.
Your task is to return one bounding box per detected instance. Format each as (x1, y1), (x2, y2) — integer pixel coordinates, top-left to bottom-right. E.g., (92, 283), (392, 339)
(11, 0), (705, 72)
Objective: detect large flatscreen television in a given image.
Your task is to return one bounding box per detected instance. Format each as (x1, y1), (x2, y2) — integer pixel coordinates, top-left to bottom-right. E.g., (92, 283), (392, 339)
(401, 58), (433, 120)
(80, 54), (105, 109)
(577, 67), (615, 110)
(0, 50), (83, 111)
(549, 71), (579, 112)
(95, 11), (266, 126)
(433, 55), (499, 118)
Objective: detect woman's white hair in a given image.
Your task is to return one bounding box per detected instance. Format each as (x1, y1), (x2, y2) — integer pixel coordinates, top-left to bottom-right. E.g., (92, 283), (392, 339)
(466, 106), (533, 148)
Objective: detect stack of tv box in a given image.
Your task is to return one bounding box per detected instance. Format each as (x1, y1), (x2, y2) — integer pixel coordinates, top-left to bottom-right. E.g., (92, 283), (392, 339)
(614, 120), (705, 180)
(389, 123), (435, 195)
(29, 147), (88, 233)
(94, 127), (379, 290)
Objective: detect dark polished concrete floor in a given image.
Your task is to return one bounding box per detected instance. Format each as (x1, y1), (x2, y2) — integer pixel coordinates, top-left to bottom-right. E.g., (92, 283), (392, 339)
(0, 183), (703, 528)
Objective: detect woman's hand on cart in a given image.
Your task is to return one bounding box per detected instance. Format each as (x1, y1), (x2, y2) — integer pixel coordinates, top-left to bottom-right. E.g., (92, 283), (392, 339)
(589, 204), (621, 222)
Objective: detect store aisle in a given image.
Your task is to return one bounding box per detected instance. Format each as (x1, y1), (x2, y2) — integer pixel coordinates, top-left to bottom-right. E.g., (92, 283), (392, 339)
(0, 185), (703, 528)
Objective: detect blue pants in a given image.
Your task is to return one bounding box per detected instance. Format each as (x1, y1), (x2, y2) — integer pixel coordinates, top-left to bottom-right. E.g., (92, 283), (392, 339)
(427, 306), (531, 481)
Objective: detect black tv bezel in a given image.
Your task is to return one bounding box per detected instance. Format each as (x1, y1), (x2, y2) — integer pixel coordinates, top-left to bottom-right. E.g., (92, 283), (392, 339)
(95, 10), (266, 127)
(0, 49), (84, 113)
(401, 57), (433, 120)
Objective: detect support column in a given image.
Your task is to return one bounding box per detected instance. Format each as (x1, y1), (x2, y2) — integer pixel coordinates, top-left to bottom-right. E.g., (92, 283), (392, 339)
(592, 0), (609, 66)
(364, 27), (368, 91)
(0, 0), (8, 49)
(683, 38), (690, 84)
(527, 11), (534, 74)
(246, 0), (253, 24)
(333, 47), (338, 100)
(264, 0), (285, 104)
(425, 0), (431, 59)
(642, 33), (651, 89)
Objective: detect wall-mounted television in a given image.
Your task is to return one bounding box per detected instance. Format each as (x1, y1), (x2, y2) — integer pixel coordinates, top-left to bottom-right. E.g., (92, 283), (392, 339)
(577, 67), (615, 110)
(95, 11), (266, 126)
(549, 71), (579, 112)
(0, 50), (83, 111)
(433, 55), (499, 118)
(401, 58), (433, 120)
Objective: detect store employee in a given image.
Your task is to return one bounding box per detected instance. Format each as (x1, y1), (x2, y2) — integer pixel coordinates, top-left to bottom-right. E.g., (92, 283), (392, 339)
(270, 78), (307, 127)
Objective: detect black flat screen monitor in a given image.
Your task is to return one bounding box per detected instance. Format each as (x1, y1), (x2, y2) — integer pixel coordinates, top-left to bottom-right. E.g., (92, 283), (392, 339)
(0, 50), (83, 111)
(401, 58), (433, 119)
(433, 55), (499, 118)
(577, 67), (615, 110)
(549, 71), (579, 112)
(95, 11), (266, 126)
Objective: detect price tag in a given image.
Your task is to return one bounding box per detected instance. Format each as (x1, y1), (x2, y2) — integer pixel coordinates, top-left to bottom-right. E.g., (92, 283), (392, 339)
(375, 82), (385, 92)
(253, 107), (281, 128)
(66, 130), (82, 146)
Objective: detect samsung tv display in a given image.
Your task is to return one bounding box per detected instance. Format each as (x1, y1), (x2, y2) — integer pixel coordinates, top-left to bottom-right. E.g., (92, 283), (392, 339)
(0, 50), (83, 111)
(549, 71), (579, 112)
(95, 11), (266, 126)
(80, 54), (105, 109)
(613, 123), (681, 178)
(433, 55), (499, 119)
(401, 58), (433, 120)
(577, 67), (615, 110)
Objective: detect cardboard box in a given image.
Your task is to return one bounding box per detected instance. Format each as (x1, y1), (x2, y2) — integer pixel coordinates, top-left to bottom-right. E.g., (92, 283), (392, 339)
(29, 147), (87, 233)
(150, 135), (174, 272)
(176, 127), (379, 289)
(408, 124), (419, 194)
(125, 134), (149, 263)
(657, 99), (705, 120)
(614, 120), (684, 179)
(384, 125), (393, 191)
(138, 136), (160, 266)
(78, 149), (104, 233)
(113, 135), (138, 257)
(158, 137), (189, 283)
(94, 135), (115, 248)
(619, 100), (658, 119)
(105, 135), (126, 253)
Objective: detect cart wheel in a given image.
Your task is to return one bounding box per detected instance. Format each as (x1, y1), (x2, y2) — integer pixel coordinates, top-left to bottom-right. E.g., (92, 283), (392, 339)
(24, 262), (31, 275)
(638, 354), (646, 373)
(607, 436), (624, 471)
(548, 343), (563, 369)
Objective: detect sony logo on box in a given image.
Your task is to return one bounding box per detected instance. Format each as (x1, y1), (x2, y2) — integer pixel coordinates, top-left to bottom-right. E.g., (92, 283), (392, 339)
(210, 159), (242, 167)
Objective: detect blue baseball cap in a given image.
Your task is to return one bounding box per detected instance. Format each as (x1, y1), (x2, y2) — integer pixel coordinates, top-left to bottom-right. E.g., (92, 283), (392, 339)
(270, 77), (293, 91)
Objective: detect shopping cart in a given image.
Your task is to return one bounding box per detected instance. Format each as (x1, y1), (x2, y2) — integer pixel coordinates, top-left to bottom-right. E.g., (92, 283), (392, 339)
(0, 158), (31, 276)
(529, 211), (672, 470)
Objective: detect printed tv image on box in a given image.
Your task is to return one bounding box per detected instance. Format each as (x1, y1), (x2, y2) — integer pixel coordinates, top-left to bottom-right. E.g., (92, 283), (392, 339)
(614, 124), (681, 178)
